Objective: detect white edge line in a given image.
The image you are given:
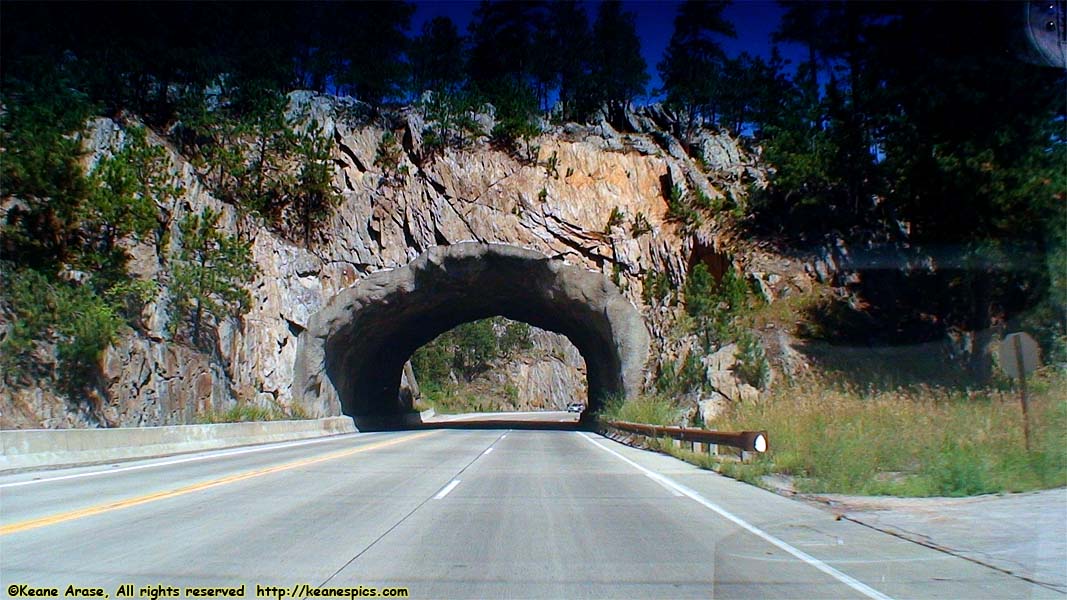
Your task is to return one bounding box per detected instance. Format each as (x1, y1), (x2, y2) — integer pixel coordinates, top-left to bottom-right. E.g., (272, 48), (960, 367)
(483, 447), (494, 455)
(645, 472), (684, 496)
(433, 479), (461, 500)
(578, 432), (894, 600)
(0, 432), (374, 489)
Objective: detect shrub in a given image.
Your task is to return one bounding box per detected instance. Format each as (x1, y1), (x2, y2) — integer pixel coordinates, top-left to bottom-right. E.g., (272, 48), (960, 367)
(605, 206), (626, 232)
(374, 131), (409, 184)
(0, 265), (124, 385)
(543, 150), (559, 179)
(421, 89), (485, 154)
(665, 184), (702, 231)
(684, 262), (751, 349)
(655, 351), (706, 396)
(631, 211), (653, 236)
(642, 269), (673, 306)
(736, 331), (771, 390)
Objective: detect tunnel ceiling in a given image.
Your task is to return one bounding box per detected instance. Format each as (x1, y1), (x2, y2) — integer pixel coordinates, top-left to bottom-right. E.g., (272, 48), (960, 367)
(293, 243), (650, 426)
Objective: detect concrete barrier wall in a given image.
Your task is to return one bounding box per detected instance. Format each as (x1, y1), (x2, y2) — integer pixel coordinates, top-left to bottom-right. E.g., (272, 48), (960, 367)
(0, 417), (356, 473)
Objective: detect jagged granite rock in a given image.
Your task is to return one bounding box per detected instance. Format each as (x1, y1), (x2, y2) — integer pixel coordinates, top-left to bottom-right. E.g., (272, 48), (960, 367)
(1, 91), (786, 429)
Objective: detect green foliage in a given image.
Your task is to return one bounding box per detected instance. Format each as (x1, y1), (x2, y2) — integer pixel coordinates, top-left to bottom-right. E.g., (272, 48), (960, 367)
(655, 351), (706, 396)
(197, 401), (311, 424)
(665, 185), (702, 232)
(685, 262), (751, 349)
(642, 269), (674, 306)
(630, 211), (652, 237)
(411, 317), (533, 387)
(708, 370), (1067, 496)
(487, 78), (542, 162)
(691, 187), (724, 213)
(735, 331), (771, 390)
(0, 71), (94, 269)
(374, 131), (409, 184)
(180, 92), (342, 244)
(499, 321), (533, 357)
(604, 206), (626, 232)
(191, 90), (297, 219)
(289, 122), (341, 246)
(421, 90), (485, 155)
(81, 126), (176, 284)
(451, 319), (498, 382)
(738, 3), (1065, 380)
(169, 208), (258, 347)
(0, 265), (125, 385)
(410, 16), (466, 96)
(580, 1), (649, 117)
(543, 150), (560, 178)
(657, 0), (737, 142)
(0, 102), (175, 388)
(599, 393), (680, 426)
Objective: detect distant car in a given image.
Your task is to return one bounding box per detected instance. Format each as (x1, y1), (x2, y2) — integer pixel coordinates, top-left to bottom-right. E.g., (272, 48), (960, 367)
(567, 403), (584, 413)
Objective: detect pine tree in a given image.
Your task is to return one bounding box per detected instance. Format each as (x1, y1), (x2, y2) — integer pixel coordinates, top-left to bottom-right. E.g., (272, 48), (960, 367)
(586, 1), (649, 117)
(410, 16), (466, 96)
(540, 1), (592, 119)
(170, 208), (258, 347)
(658, 0), (736, 142)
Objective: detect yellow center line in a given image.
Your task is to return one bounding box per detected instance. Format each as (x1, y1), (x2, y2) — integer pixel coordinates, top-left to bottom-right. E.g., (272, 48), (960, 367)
(0, 430), (439, 536)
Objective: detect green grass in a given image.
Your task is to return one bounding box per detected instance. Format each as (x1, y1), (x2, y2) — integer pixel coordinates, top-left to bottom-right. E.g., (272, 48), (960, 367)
(598, 393), (681, 426)
(705, 368), (1067, 496)
(196, 402), (311, 424)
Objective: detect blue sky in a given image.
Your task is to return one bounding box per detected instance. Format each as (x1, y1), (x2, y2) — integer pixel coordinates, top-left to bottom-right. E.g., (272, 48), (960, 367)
(410, 1), (800, 101)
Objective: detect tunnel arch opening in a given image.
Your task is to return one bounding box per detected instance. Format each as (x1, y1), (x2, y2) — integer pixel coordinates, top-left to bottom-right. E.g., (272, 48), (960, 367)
(293, 243), (650, 429)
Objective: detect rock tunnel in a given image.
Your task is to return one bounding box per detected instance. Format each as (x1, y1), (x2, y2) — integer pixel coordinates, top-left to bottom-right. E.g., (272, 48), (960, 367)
(293, 243), (650, 429)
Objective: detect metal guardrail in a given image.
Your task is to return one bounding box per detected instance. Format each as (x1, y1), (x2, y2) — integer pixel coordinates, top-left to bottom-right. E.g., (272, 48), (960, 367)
(605, 420), (768, 454)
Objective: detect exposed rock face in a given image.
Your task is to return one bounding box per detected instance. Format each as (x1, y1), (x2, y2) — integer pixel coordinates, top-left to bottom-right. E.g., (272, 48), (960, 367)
(697, 343), (761, 422)
(293, 243), (649, 428)
(1, 92), (811, 429)
(495, 328), (586, 410)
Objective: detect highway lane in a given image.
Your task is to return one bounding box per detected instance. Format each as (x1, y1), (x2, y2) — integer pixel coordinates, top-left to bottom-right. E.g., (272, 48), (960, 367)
(0, 427), (1056, 599)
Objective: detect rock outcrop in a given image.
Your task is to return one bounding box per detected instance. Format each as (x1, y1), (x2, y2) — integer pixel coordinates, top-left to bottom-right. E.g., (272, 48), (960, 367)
(1, 93), (818, 429)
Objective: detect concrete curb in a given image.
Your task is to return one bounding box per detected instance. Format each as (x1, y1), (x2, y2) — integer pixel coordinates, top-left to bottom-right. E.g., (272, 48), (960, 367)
(0, 417), (357, 473)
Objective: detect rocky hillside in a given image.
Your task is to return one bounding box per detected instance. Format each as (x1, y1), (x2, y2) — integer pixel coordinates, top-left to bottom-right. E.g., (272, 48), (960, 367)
(1, 92), (828, 429)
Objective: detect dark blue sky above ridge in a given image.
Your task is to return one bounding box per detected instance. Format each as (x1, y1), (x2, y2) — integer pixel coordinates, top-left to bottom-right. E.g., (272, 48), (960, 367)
(410, 1), (798, 101)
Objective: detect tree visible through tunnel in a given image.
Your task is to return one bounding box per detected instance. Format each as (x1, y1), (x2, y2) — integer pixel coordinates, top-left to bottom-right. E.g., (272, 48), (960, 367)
(411, 317), (587, 415)
(293, 243), (649, 430)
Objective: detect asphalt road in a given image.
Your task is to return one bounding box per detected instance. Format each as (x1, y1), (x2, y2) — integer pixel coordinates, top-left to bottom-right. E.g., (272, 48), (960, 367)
(0, 427), (1058, 599)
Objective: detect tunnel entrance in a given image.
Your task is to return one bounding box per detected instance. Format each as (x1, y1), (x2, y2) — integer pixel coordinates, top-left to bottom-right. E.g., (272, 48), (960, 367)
(293, 243), (650, 430)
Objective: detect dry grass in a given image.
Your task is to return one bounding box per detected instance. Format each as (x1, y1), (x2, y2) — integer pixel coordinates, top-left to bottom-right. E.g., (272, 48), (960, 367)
(708, 368), (1067, 496)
